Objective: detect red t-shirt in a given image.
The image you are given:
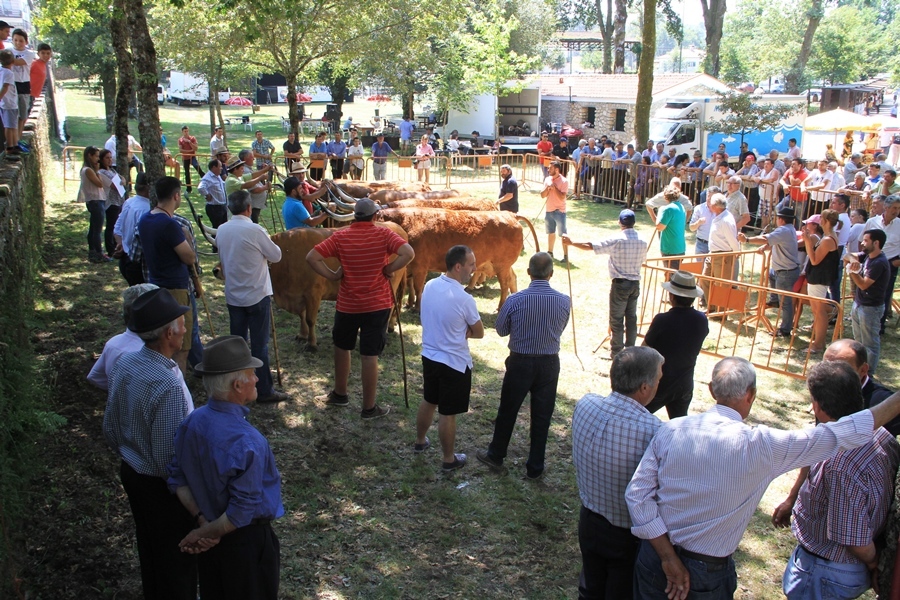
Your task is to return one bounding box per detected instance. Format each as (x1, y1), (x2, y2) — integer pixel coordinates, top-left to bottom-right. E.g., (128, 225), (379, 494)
(178, 136), (198, 157)
(784, 169), (809, 201)
(537, 140), (553, 164)
(314, 222), (406, 313)
(29, 60), (47, 99)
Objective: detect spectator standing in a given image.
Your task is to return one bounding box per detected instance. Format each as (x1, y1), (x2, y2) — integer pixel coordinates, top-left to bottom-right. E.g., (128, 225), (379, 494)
(571, 347), (664, 599)
(845, 229), (890, 374)
(282, 131), (303, 173)
(326, 131), (347, 179)
(541, 160), (568, 258)
(28, 42), (51, 106)
(308, 132), (328, 181)
(537, 132), (553, 177)
(643, 271), (708, 418)
(497, 164), (518, 212)
(10, 29), (32, 143)
(562, 209), (648, 359)
(476, 252), (570, 479)
(823, 339), (899, 435)
(177, 126), (204, 193)
(238, 149), (272, 224)
(654, 186), (687, 270)
(552, 136), (570, 177)
(251, 130), (274, 170)
(98, 148), (124, 257)
(347, 137), (364, 180)
(0, 49), (21, 157)
(863, 194), (900, 335)
(371, 132), (395, 181)
(209, 126), (227, 157)
(398, 116), (414, 153)
(197, 159), (228, 228)
(689, 190), (715, 256)
(780, 158), (810, 222)
(168, 336), (284, 600)
(306, 199), (415, 418)
(414, 134), (435, 184)
(700, 193), (740, 306)
(414, 245), (483, 473)
(113, 173), (152, 284)
(79, 145), (107, 262)
(803, 210), (840, 354)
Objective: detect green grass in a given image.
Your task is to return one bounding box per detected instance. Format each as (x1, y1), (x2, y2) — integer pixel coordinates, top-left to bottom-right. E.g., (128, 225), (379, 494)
(25, 83), (899, 599)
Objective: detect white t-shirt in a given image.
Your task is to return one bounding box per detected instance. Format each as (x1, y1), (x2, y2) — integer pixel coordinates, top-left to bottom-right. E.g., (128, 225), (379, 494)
(0, 68), (17, 110)
(420, 274), (481, 373)
(847, 222), (865, 254)
(835, 212), (852, 247)
(11, 47), (33, 83)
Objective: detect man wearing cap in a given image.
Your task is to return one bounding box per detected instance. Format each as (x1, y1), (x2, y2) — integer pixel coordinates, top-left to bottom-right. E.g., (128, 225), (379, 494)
(643, 272), (708, 418)
(571, 347), (665, 599)
(864, 196), (900, 334)
(168, 336), (284, 600)
(552, 136), (570, 177)
(282, 131), (304, 173)
(178, 126), (204, 193)
(197, 159), (228, 228)
(371, 132), (396, 181)
(497, 164), (518, 212)
(308, 132), (329, 181)
(306, 198), (415, 419)
(103, 288), (197, 600)
(282, 172), (329, 230)
(209, 126), (227, 157)
(0, 21), (11, 49)
(563, 209), (648, 359)
(739, 207), (801, 337)
(476, 252), (570, 480)
(114, 173), (152, 285)
(216, 190), (290, 404)
(542, 160), (569, 258)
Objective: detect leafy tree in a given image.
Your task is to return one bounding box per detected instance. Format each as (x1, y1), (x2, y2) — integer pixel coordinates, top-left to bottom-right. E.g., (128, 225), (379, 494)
(560, 0), (629, 73)
(580, 50), (605, 72)
(807, 6), (884, 84)
(315, 60), (356, 129)
(634, 0), (655, 148)
(783, 0), (824, 94)
(704, 90), (803, 146)
(700, 0), (726, 77)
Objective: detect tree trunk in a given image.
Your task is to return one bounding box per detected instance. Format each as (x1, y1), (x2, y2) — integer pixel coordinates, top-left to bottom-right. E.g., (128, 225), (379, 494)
(594, 0), (614, 74)
(100, 69), (117, 133)
(110, 0), (133, 186)
(784, 0), (822, 94)
(208, 90), (216, 137)
(634, 0), (655, 149)
(612, 0), (628, 74)
(700, 0), (726, 78)
(286, 75), (300, 137)
(124, 0), (164, 187)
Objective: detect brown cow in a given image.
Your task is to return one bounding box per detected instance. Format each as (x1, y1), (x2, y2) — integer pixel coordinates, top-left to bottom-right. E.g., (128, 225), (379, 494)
(384, 197), (496, 211)
(268, 222), (408, 350)
(369, 189), (461, 203)
(378, 208), (522, 311)
(337, 181), (431, 198)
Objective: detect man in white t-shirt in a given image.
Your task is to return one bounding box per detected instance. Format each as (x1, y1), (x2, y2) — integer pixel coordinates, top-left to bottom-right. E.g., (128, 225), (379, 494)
(414, 245), (484, 473)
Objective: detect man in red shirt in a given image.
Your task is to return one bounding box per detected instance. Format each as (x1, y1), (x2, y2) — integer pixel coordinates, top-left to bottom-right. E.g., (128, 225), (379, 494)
(780, 157), (810, 223)
(306, 199), (415, 419)
(537, 132), (553, 178)
(178, 126), (204, 193)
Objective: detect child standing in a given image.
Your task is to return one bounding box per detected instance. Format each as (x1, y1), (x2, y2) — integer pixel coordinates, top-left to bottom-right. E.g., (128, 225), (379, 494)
(0, 50), (19, 158)
(29, 43), (51, 107)
(10, 29), (32, 145)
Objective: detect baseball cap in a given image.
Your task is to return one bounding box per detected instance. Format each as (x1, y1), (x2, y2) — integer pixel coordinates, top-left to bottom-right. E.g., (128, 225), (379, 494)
(354, 198), (380, 217)
(618, 209), (636, 225)
(283, 176), (301, 196)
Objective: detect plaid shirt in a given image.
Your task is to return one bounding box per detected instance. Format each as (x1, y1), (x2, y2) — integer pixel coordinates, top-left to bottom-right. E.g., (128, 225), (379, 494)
(102, 346), (191, 478)
(130, 212), (198, 288)
(792, 427), (900, 563)
(252, 138), (275, 168)
(572, 392), (661, 528)
(591, 228), (648, 281)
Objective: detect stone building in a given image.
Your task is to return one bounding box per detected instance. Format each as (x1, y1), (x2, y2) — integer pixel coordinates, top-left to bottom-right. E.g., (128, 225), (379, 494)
(539, 73), (729, 144)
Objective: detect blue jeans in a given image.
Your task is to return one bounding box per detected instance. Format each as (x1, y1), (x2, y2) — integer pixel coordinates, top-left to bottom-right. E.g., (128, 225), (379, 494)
(782, 545), (869, 599)
(486, 353), (560, 478)
(829, 246), (844, 307)
(188, 293), (204, 369)
(882, 261), (899, 329)
(851, 302), (882, 374)
(633, 540), (737, 599)
(609, 279), (639, 356)
(769, 267), (799, 334)
(228, 296), (275, 396)
(695, 238), (709, 256)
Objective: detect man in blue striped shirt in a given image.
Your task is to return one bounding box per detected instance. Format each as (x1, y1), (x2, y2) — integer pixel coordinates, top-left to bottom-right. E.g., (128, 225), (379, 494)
(476, 252), (570, 480)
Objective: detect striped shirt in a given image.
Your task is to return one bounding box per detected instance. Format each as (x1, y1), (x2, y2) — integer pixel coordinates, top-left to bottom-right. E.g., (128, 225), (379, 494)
(626, 404), (876, 558)
(197, 170), (227, 206)
(314, 221), (407, 313)
(792, 427), (900, 563)
(573, 392), (661, 529)
(496, 279), (570, 355)
(103, 346), (193, 479)
(591, 228), (648, 281)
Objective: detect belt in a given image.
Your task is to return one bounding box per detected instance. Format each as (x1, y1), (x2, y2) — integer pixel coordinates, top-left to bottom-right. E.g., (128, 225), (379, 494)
(611, 278), (638, 284)
(775, 267), (800, 272)
(799, 545), (830, 562)
(251, 518), (272, 526)
(510, 351), (556, 358)
(675, 546), (731, 565)
(696, 238), (708, 244)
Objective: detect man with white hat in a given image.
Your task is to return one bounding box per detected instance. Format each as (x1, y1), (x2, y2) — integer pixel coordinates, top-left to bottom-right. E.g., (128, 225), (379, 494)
(642, 271), (708, 418)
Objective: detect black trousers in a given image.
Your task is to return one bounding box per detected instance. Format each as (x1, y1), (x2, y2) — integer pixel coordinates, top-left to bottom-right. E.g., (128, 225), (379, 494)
(578, 506), (640, 599)
(206, 203), (228, 229)
(198, 522), (280, 600)
(104, 204), (121, 256)
(119, 461), (197, 600)
(119, 255), (145, 286)
(330, 159), (344, 179)
(645, 377), (694, 419)
(487, 353), (560, 477)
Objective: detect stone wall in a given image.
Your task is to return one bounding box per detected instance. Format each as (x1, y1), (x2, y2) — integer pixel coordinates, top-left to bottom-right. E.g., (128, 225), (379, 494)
(542, 100), (636, 144)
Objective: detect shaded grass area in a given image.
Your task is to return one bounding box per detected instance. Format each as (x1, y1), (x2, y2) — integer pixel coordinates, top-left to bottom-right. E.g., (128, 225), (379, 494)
(23, 85), (897, 598)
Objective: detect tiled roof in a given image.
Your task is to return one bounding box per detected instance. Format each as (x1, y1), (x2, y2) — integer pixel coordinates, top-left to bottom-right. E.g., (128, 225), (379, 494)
(539, 73), (727, 102)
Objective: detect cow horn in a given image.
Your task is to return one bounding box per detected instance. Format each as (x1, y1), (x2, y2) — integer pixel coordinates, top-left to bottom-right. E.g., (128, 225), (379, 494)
(332, 184), (360, 204)
(322, 205), (357, 221)
(197, 221), (218, 248)
(326, 187), (357, 211)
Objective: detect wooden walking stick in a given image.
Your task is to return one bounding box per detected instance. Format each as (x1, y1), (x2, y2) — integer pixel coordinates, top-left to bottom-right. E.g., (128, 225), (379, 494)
(190, 264), (216, 338)
(269, 299), (282, 387)
(564, 244), (585, 371)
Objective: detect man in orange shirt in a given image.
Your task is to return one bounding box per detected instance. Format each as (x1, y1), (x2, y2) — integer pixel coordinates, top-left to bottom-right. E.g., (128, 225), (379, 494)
(542, 160), (569, 259)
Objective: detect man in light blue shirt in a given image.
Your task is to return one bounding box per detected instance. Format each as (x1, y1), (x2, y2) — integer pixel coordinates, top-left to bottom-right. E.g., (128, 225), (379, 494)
(398, 116), (415, 153)
(326, 131), (347, 180)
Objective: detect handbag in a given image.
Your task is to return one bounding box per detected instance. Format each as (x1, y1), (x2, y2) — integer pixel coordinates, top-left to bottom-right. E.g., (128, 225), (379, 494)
(792, 274), (807, 294)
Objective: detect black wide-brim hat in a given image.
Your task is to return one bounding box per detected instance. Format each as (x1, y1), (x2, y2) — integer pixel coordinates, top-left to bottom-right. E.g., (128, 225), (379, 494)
(128, 288), (190, 333)
(193, 335), (263, 376)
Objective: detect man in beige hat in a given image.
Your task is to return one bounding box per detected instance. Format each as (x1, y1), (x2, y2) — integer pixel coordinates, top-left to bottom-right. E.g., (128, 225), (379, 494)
(168, 335), (284, 600)
(642, 271), (708, 418)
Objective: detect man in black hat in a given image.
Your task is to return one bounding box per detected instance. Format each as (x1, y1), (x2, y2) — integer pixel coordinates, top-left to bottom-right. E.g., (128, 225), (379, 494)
(738, 206), (801, 337)
(103, 288), (197, 600)
(643, 271), (709, 418)
(168, 335), (284, 600)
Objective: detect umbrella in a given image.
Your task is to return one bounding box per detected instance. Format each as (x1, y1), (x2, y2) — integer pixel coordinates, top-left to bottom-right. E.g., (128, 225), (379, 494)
(225, 96), (252, 106)
(367, 94), (391, 102)
(297, 93), (313, 103)
(805, 109), (882, 133)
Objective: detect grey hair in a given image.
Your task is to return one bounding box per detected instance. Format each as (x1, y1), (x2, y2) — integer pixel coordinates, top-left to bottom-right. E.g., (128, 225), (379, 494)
(228, 190), (252, 214)
(727, 175), (742, 185)
(710, 357), (756, 404)
(528, 252), (553, 279)
(122, 283), (158, 325)
(238, 148), (252, 162)
(709, 193), (727, 210)
(610, 347), (665, 395)
(886, 194), (900, 207)
(137, 318), (181, 344)
(203, 369), (252, 399)
(500, 164), (512, 172)
(828, 161), (839, 169)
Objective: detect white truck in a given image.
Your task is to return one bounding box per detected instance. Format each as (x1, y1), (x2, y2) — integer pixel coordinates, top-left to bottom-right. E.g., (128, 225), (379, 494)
(647, 94), (807, 159)
(443, 83), (541, 148)
(167, 72), (231, 106)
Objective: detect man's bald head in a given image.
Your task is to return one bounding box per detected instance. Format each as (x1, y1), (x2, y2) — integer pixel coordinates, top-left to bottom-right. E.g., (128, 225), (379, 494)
(528, 252), (554, 280)
(824, 339), (868, 382)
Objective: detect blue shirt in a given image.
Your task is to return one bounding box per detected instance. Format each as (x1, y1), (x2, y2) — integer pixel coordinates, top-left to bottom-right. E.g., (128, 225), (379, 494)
(168, 399), (284, 528)
(283, 197), (312, 229)
(326, 140), (347, 159)
(496, 279), (570, 355)
(309, 141), (328, 156)
(398, 120), (414, 141)
(137, 211), (190, 289)
(372, 141), (392, 163)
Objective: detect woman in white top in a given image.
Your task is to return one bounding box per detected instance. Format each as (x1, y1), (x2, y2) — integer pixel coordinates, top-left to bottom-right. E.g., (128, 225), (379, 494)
(79, 146), (109, 263)
(754, 158), (781, 229)
(347, 137), (364, 180)
(415, 134), (435, 184)
(98, 149), (124, 256)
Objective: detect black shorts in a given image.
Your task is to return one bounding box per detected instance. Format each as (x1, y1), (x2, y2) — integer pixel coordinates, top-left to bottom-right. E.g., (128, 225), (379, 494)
(422, 356), (472, 416)
(332, 308), (391, 356)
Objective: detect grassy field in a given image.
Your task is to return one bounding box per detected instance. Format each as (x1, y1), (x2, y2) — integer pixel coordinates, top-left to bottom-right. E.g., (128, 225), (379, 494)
(23, 83), (898, 598)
